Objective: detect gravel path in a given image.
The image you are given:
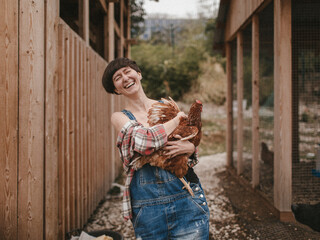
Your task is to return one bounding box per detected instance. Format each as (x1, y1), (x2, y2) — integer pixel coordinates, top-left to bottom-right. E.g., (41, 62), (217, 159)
(84, 153), (320, 239)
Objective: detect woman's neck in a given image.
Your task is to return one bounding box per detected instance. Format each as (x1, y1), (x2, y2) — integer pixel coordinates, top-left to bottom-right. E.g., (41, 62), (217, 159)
(125, 91), (154, 113)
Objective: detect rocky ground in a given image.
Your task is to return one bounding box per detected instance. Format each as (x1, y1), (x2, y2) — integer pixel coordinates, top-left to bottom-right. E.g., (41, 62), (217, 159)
(84, 153), (320, 240)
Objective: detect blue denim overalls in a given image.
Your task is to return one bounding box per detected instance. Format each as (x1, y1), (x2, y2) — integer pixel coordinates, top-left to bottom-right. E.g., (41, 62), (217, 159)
(122, 109), (210, 240)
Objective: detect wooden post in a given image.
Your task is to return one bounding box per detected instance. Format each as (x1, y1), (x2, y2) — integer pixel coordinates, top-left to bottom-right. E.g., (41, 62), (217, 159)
(108, 2), (115, 62)
(226, 42), (233, 168)
(79, 0), (89, 43)
(0, 1), (18, 239)
(252, 14), (260, 188)
(237, 31), (244, 175)
(126, 0), (131, 58)
(120, 0), (124, 57)
(274, 0), (293, 222)
(45, 0), (60, 238)
(58, 24), (66, 239)
(83, 0), (89, 44)
(19, 0), (45, 239)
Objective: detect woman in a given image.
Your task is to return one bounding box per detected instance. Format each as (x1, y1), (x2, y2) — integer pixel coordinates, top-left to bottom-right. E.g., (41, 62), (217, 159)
(102, 57), (209, 239)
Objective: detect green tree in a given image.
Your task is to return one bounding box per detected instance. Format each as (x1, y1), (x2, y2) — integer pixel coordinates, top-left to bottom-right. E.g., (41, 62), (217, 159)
(130, 0), (146, 38)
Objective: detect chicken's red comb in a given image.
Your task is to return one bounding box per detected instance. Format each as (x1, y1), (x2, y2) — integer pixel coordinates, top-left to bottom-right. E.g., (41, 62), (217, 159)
(196, 100), (202, 104)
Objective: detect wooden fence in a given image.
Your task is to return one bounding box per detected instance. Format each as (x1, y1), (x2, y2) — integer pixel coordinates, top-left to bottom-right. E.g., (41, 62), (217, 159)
(57, 21), (123, 238)
(0, 5), (124, 237)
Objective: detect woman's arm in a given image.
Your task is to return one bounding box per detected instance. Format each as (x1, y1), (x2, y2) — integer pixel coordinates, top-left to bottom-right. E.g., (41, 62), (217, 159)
(163, 137), (196, 158)
(111, 111), (186, 136)
(112, 111), (186, 160)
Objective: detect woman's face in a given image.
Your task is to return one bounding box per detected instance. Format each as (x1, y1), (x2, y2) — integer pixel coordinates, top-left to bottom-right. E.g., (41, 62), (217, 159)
(112, 66), (142, 95)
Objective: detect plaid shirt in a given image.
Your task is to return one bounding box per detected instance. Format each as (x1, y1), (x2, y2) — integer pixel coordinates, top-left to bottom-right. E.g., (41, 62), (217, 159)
(116, 120), (199, 220)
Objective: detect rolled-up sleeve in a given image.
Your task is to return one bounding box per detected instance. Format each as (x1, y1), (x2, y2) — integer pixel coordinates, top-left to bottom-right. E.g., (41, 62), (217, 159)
(188, 146), (199, 168)
(117, 121), (168, 168)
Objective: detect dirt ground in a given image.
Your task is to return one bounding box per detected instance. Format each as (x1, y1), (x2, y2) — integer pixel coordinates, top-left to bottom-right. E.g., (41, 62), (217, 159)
(84, 153), (320, 240)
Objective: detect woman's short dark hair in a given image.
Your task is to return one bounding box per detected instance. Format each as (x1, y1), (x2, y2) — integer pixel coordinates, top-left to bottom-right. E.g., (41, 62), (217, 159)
(102, 57), (141, 94)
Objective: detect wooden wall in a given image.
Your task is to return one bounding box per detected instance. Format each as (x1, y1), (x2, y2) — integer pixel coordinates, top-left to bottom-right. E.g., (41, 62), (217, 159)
(57, 22), (123, 238)
(0, 0), (128, 239)
(225, 0), (266, 41)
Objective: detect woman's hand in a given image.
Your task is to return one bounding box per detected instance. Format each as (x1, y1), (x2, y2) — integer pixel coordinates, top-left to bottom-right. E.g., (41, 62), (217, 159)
(163, 135), (195, 158)
(163, 112), (187, 136)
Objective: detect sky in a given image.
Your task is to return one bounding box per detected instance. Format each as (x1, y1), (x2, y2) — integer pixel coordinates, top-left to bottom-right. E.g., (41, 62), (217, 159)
(143, 0), (219, 19)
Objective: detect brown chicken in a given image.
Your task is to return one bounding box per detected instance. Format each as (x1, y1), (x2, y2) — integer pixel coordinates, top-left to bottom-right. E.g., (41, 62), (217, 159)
(134, 97), (203, 196)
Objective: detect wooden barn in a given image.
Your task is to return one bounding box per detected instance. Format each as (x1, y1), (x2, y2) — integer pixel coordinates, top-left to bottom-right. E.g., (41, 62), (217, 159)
(0, 0), (131, 239)
(214, 0), (320, 222)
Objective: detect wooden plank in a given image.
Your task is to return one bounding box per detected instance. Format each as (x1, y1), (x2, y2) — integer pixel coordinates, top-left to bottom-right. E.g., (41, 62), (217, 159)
(79, 41), (84, 227)
(98, 63), (103, 201)
(96, 62), (101, 202)
(100, 61), (106, 195)
(225, 42), (233, 168)
(108, 3), (115, 61)
(274, 0), (293, 216)
(225, 0), (266, 41)
(86, 48), (92, 217)
(64, 29), (71, 232)
(236, 32), (244, 175)
(252, 14), (260, 188)
(92, 54), (98, 207)
(0, 0), (18, 239)
(69, 30), (76, 230)
(74, 36), (81, 228)
(45, 0), (59, 239)
(89, 51), (94, 210)
(82, 44), (88, 223)
(18, 0), (45, 239)
(58, 24), (66, 239)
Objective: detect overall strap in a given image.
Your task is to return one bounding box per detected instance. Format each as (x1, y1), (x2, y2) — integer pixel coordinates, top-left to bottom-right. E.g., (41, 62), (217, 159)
(121, 100), (163, 121)
(121, 109), (137, 121)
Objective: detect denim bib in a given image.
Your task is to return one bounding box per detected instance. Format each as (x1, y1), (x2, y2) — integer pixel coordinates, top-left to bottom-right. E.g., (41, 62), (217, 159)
(121, 108), (209, 239)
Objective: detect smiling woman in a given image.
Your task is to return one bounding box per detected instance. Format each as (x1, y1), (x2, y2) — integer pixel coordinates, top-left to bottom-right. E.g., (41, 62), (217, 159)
(112, 67), (142, 94)
(101, 57), (210, 239)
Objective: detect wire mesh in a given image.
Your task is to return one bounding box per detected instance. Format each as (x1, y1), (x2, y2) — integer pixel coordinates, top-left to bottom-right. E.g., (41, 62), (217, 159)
(258, 2), (274, 202)
(241, 23), (253, 183)
(231, 39), (237, 168)
(292, 0), (320, 205)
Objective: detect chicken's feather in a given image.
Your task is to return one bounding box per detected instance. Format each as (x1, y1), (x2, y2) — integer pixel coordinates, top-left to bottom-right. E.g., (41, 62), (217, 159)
(147, 97), (180, 126)
(133, 98), (203, 179)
